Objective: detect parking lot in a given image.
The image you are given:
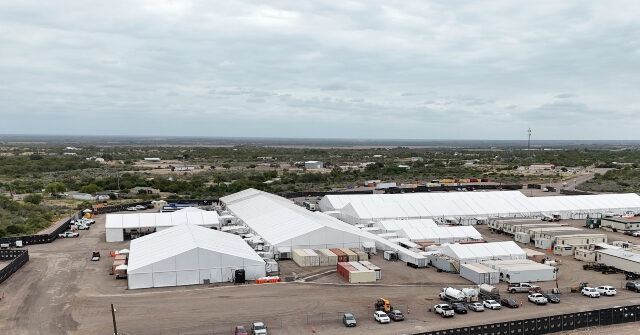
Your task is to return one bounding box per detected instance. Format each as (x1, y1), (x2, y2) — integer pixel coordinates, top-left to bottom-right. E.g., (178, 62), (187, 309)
(1, 213), (639, 335)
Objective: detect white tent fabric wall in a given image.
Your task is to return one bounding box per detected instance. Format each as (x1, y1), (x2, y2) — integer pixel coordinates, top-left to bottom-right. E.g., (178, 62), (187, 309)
(374, 219), (482, 243)
(127, 224), (265, 289)
(320, 191), (640, 224)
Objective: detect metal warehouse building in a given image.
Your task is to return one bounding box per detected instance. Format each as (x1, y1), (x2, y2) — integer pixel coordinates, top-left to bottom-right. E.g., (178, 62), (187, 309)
(127, 224), (266, 289)
(318, 191), (640, 225)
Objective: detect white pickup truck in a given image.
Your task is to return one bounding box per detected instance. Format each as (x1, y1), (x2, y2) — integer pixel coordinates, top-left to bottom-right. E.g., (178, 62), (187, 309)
(508, 283), (541, 293)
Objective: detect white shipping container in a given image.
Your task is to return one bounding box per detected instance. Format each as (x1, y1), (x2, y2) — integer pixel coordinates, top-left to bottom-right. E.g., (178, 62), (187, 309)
(460, 263), (499, 285)
(292, 249), (319, 267)
(316, 249), (338, 266)
(359, 260), (382, 280)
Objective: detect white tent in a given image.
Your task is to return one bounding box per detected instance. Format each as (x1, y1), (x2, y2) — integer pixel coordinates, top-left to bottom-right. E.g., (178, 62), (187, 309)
(105, 208), (220, 242)
(374, 219), (482, 243)
(127, 224), (265, 289)
(440, 241), (526, 265)
(319, 191), (640, 224)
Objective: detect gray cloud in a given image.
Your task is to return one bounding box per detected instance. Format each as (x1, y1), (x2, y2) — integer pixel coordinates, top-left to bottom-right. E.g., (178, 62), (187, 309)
(0, 1), (638, 139)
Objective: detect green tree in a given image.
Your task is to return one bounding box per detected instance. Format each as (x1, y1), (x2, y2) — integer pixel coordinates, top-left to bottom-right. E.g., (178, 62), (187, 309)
(79, 183), (102, 195)
(45, 182), (67, 195)
(23, 194), (43, 205)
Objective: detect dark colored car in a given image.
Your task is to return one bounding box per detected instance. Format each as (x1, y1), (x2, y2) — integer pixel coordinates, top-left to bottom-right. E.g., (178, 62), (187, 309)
(626, 281), (640, 292)
(235, 325), (248, 334)
(501, 298), (519, 308)
(388, 310), (404, 321)
(451, 303), (467, 314)
(543, 293), (560, 303)
(342, 313), (357, 327)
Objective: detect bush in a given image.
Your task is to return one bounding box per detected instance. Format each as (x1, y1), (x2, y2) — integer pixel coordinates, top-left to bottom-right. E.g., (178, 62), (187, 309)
(24, 194), (43, 205)
(6, 224), (24, 235)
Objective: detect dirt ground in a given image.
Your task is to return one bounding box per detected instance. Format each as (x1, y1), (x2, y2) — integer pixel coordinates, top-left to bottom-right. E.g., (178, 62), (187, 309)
(1, 213), (639, 335)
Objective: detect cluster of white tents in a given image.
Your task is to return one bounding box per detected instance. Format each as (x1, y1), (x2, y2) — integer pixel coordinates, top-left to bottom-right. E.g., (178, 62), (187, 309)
(319, 191), (640, 225)
(105, 207), (220, 242)
(220, 189), (428, 267)
(440, 241), (526, 265)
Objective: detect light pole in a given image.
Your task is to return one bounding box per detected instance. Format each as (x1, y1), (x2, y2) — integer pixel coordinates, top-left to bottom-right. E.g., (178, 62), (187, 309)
(111, 304), (118, 335)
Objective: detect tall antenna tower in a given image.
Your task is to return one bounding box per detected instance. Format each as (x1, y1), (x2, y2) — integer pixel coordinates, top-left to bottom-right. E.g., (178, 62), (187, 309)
(527, 128), (532, 158)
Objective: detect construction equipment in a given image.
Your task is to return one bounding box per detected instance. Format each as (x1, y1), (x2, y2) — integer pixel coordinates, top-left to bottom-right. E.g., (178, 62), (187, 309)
(582, 263), (596, 271)
(374, 298), (393, 313)
(571, 282), (588, 293)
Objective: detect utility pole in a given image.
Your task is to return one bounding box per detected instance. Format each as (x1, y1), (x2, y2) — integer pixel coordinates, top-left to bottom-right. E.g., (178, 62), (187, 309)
(111, 303), (118, 335)
(527, 128), (532, 159)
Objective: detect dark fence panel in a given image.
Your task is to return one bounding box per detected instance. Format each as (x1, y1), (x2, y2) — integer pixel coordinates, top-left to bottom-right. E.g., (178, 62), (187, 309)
(280, 190), (373, 199)
(623, 306), (636, 323)
(548, 315), (562, 333)
(612, 306), (624, 324)
(509, 320), (522, 335)
(0, 250), (29, 284)
(587, 310), (600, 326)
(562, 314), (575, 331)
(483, 323), (500, 335)
(574, 312), (588, 329)
(636, 305), (640, 321)
(600, 308), (613, 326)
(469, 325), (483, 335)
(536, 317), (549, 334)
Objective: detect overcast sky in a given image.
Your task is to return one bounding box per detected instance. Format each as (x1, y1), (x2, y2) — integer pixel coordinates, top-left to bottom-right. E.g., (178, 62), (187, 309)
(1, 1), (639, 140)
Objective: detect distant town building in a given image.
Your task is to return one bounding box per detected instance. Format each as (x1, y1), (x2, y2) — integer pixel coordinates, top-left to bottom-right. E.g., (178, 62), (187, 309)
(410, 157), (424, 162)
(397, 164), (411, 170)
(65, 146), (80, 150)
(63, 152), (77, 156)
(144, 157), (161, 162)
(529, 164), (556, 170)
(305, 161), (324, 169)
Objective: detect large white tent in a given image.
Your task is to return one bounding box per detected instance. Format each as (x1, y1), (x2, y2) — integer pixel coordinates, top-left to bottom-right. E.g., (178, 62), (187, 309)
(127, 224), (265, 289)
(105, 208), (220, 242)
(220, 189), (428, 267)
(319, 191), (640, 224)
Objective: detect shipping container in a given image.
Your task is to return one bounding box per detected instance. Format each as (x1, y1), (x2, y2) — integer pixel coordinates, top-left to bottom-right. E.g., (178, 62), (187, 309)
(359, 260), (382, 280)
(292, 249), (320, 267)
(111, 259), (126, 275)
(460, 263), (499, 285)
(330, 248), (349, 262)
(340, 248), (358, 262)
(347, 261), (377, 283)
(316, 249), (338, 266)
(350, 248), (368, 261)
(337, 262), (357, 281)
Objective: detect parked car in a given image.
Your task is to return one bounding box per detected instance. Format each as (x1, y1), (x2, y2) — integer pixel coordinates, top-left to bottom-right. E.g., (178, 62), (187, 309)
(501, 298), (519, 308)
(543, 293), (560, 303)
(451, 302), (467, 314)
(251, 322), (267, 335)
(126, 206), (138, 211)
(468, 302), (484, 312)
(135, 205), (146, 210)
(626, 281), (640, 292)
(581, 287), (601, 298)
(58, 232), (79, 238)
(527, 293), (548, 305)
(388, 310), (404, 321)
(72, 223), (89, 230)
(235, 326), (248, 334)
(433, 304), (455, 318)
(632, 231), (640, 237)
(342, 313), (356, 327)
(374, 311), (390, 323)
(596, 286), (617, 296)
(483, 300), (501, 310)
(79, 218), (95, 225)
